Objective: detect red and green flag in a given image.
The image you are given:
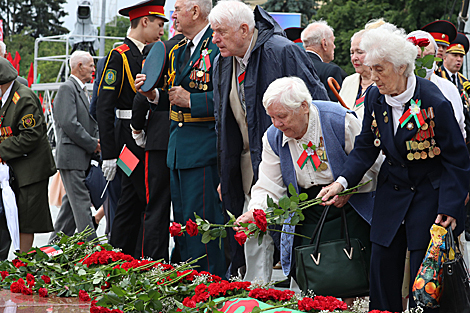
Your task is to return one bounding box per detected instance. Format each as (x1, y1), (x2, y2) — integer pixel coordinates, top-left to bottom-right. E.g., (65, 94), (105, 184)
(116, 145), (139, 176)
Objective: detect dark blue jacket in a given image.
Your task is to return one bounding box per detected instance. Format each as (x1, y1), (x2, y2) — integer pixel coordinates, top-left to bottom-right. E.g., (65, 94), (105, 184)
(341, 76), (470, 250)
(213, 6), (329, 218)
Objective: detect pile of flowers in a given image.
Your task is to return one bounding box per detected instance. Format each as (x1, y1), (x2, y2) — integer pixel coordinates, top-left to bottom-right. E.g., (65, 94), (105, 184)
(0, 229), (427, 313)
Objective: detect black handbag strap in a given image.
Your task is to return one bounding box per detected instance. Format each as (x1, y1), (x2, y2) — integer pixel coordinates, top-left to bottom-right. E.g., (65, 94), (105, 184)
(445, 226), (460, 255)
(309, 206), (353, 260)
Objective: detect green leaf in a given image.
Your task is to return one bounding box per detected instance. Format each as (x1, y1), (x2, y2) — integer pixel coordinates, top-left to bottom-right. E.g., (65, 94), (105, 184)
(290, 195), (300, 204)
(258, 232), (264, 246)
(130, 273), (136, 286)
(135, 300), (145, 311)
(291, 215), (300, 225)
(288, 183), (298, 197)
(247, 223), (258, 232)
(298, 212), (305, 221)
(267, 195), (275, 208)
(417, 68), (427, 78)
(138, 293), (150, 301)
(201, 231), (212, 244)
(77, 269), (87, 276)
(290, 201), (298, 210)
(252, 306), (262, 313)
(107, 293), (122, 305)
(299, 193), (308, 201)
(226, 210), (236, 221)
(221, 229), (227, 238)
(278, 196), (290, 209)
(149, 290), (161, 300)
(210, 228), (221, 237)
(274, 209), (284, 215)
(201, 223), (211, 231)
(111, 285), (125, 297)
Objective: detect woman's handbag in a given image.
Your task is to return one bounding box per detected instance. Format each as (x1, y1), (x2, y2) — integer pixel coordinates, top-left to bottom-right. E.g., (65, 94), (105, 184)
(294, 205), (369, 298)
(439, 226), (470, 313)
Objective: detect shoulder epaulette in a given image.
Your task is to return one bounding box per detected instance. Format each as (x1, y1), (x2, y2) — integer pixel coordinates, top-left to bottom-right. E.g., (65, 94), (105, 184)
(458, 72), (469, 81)
(115, 44), (130, 54)
(12, 92), (20, 105)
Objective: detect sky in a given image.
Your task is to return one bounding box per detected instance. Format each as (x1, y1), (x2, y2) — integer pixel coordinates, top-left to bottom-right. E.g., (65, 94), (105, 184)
(61, 0), (176, 33)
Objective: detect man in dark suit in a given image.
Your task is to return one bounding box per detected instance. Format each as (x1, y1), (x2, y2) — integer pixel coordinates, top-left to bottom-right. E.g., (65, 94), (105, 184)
(302, 21), (344, 102)
(49, 51), (100, 243)
(131, 32), (184, 261)
(96, 0), (167, 257)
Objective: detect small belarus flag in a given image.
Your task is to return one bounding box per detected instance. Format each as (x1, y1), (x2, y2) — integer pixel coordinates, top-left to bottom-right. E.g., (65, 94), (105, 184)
(116, 144), (139, 176)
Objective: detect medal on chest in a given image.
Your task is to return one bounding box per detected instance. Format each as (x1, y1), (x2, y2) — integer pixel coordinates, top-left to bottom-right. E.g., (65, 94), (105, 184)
(189, 38), (212, 91)
(297, 139), (328, 171)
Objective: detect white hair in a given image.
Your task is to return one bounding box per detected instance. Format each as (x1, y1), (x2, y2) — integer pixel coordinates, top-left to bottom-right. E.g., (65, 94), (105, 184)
(301, 20), (334, 48)
(361, 24), (417, 77)
(263, 77), (312, 111)
(364, 18), (386, 30)
(0, 41), (5, 56)
(208, 0), (255, 32)
(351, 29), (366, 43)
(69, 50), (92, 69)
(407, 30), (438, 57)
(186, 0), (212, 19)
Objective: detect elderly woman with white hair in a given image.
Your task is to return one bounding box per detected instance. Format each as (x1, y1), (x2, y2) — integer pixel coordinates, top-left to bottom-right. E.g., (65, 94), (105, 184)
(235, 76), (380, 293)
(318, 25), (470, 312)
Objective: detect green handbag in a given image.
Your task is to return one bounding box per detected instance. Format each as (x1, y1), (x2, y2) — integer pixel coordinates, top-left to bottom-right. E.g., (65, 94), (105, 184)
(294, 205), (369, 298)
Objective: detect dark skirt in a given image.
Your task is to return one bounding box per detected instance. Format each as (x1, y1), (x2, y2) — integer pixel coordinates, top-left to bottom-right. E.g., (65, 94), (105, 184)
(292, 185), (372, 277)
(0, 179), (54, 233)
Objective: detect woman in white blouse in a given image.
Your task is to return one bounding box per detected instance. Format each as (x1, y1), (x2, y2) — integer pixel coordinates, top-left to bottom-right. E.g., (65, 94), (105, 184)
(235, 77), (380, 290)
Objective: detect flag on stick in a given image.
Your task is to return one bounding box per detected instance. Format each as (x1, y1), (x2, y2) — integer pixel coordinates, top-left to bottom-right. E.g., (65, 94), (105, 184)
(27, 62), (34, 87)
(116, 145), (139, 176)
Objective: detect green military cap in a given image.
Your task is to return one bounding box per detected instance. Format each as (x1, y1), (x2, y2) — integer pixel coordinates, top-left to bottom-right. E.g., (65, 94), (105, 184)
(0, 57), (18, 84)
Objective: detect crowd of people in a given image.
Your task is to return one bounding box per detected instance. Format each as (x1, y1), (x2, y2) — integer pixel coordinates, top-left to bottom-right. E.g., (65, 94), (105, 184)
(0, 0), (470, 312)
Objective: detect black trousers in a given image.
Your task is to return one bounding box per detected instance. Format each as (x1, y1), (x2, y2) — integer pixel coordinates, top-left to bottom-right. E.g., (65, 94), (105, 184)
(369, 225), (438, 312)
(109, 159), (146, 258)
(141, 150), (171, 261)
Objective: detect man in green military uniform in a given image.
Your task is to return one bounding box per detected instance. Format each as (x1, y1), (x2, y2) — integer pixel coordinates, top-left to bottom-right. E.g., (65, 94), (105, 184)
(136, 0), (225, 276)
(0, 57), (56, 253)
(96, 0), (167, 258)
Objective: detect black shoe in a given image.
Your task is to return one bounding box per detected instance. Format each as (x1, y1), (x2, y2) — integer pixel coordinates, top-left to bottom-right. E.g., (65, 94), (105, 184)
(92, 216), (99, 230)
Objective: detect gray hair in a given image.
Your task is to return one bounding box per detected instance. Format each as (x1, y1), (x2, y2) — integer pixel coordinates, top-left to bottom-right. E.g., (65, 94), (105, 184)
(361, 24), (417, 77)
(301, 20), (334, 48)
(407, 30), (438, 57)
(263, 77), (312, 111)
(69, 50), (92, 69)
(208, 0), (255, 32)
(0, 41), (5, 56)
(351, 29), (366, 43)
(186, 0), (212, 19)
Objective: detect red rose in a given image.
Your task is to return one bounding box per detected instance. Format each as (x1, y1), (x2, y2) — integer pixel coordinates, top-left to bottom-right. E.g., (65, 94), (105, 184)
(234, 231), (247, 245)
(169, 222), (183, 237)
(38, 288), (48, 297)
(21, 287), (33, 295)
(416, 38), (430, 47)
(111, 310), (124, 313)
(1, 271), (9, 280)
(78, 289), (91, 301)
(12, 259), (26, 268)
(182, 297), (197, 308)
(253, 209), (267, 232)
(10, 282), (22, 293)
(41, 275), (51, 284)
(77, 242), (85, 245)
(26, 273), (35, 282)
(186, 219), (199, 237)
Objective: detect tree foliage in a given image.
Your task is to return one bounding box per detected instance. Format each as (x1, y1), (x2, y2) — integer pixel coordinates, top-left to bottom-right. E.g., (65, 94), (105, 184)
(263, 0), (318, 26)
(316, 0), (460, 75)
(0, 0), (69, 37)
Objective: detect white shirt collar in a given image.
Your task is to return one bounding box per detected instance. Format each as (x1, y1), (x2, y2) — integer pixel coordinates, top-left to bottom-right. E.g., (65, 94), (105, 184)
(442, 65), (456, 77)
(384, 74), (416, 109)
(1, 82), (14, 108)
(190, 24), (210, 52)
(235, 31), (256, 68)
(127, 36), (145, 54)
(70, 74), (85, 89)
(306, 50), (323, 62)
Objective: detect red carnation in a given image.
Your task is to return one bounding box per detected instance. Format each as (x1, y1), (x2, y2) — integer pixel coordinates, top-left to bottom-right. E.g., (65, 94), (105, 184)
(78, 289), (91, 301)
(21, 287), (33, 295)
(41, 275), (51, 284)
(186, 219), (199, 237)
(38, 288), (48, 297)
(169, 222), (183, 237)
(253, 209), (267, 232)
(234, 231), (247, 245)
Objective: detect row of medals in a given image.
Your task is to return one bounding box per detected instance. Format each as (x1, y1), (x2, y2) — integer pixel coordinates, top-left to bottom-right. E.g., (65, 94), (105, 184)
(406, 120), (441, 161)
(0, 127), (12, 143)
(188, 69), (209, 91)
(315, 137), (329, 172)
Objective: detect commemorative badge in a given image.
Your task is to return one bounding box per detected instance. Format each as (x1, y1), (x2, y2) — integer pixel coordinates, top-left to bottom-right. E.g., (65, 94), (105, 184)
(22, 114), (35, 128)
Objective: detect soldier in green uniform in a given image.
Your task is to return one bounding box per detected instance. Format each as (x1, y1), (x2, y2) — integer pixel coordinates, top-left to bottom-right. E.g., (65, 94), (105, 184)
(0, 57), (56, 253)
(96, 0), (167, 257)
